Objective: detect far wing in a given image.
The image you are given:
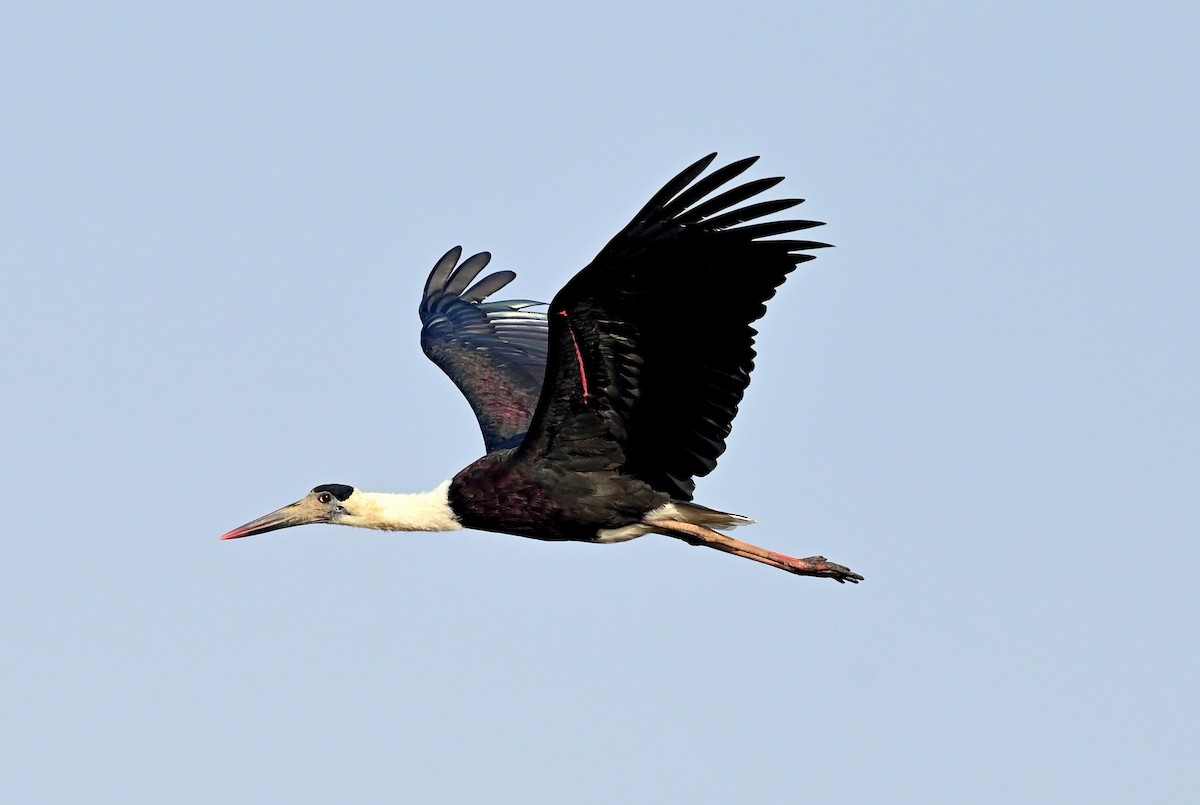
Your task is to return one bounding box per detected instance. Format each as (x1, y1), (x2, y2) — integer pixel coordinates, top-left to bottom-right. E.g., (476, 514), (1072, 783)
(419, 247), (548, 452)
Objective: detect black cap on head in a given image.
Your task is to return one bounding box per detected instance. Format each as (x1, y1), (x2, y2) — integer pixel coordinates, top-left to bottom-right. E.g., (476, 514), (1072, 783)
(311, 483), (355, 501)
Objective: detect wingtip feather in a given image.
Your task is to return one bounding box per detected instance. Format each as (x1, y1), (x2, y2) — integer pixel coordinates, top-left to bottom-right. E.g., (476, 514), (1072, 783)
(462, 270), (516, 303)
(630, 153), (721, 222)
(424, 246), (463, 298)
(444, 251), (493, 296)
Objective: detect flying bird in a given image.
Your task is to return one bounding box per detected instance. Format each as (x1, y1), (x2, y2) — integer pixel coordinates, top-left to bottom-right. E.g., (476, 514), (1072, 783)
(220, 154), (862, 583)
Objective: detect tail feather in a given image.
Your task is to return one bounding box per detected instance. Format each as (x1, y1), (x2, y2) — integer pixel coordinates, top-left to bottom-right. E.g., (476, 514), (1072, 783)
(664, 501), (754, 530)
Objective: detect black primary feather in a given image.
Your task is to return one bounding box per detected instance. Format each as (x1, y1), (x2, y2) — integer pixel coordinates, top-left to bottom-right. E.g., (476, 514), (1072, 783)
(419, 248), (549, 452)
(512, 154), (829, 500)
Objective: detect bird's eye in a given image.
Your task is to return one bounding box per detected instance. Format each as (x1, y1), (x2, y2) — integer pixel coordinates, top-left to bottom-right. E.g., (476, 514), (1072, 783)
(318, 492), (333, 505)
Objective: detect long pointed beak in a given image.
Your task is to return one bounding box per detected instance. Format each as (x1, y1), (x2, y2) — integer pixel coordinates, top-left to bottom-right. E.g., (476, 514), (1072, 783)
(219, 499), (322, 540)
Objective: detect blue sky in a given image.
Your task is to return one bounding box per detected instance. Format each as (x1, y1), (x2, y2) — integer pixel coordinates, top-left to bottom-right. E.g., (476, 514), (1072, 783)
(2, 2), (1197, 802)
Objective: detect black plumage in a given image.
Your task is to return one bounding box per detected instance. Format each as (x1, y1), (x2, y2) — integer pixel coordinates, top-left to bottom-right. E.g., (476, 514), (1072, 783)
(513, 153), (827, 502)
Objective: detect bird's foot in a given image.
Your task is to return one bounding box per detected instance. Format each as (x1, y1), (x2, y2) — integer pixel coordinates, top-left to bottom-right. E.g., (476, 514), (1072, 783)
(779, 554), (864, 583)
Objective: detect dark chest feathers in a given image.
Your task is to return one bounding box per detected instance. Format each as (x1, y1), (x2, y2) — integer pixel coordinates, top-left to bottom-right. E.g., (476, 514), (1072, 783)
(449, 453), (668, 542)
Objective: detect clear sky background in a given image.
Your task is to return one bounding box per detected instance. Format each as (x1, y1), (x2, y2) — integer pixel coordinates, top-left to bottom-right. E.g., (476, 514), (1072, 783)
(2, 2), (1196, 802)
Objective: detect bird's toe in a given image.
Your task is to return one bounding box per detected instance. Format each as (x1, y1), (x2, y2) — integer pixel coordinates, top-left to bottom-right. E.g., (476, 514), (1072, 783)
(798, 556), (864, 583)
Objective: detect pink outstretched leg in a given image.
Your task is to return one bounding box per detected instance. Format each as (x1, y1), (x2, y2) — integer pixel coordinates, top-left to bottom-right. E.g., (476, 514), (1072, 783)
(650, 519), (863, 583)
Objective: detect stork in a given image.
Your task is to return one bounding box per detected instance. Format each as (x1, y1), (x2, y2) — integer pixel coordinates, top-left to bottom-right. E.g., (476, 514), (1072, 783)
(220, 154), (863, 583)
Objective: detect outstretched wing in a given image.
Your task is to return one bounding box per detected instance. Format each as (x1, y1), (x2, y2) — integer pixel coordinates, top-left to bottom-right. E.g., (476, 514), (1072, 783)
(513, 154), (828, 500)
(419, 247), (548, 452)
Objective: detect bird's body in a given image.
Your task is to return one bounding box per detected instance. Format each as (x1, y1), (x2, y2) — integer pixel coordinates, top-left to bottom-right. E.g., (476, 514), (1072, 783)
(221, 154), (862, 583)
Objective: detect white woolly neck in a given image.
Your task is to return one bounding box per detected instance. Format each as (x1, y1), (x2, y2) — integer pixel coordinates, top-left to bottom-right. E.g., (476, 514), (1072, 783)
(342, 481), (462, 532)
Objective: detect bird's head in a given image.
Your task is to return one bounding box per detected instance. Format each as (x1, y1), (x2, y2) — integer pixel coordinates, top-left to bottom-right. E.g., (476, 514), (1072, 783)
(219, 483), (361, 540)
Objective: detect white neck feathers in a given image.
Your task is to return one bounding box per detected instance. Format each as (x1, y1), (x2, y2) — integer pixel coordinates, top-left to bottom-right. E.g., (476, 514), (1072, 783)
(344, 481), (462, 533)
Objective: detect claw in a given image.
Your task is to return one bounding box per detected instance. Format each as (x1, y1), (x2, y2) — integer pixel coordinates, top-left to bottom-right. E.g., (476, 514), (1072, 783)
(797, 556), (864, 583)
